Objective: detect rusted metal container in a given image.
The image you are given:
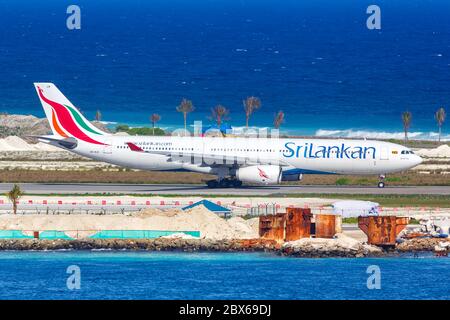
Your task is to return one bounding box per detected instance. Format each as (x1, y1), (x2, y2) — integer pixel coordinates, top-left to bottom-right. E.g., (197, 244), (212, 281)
(358, 216), (409, 246)
(315, 214), (336, 238)
(395, 217), (409, 237)
(259, 213), (286, 242)
(285, 208), (312, 241)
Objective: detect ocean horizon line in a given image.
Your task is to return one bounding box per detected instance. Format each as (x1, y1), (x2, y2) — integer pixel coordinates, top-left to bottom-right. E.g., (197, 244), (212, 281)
(101, 122), (450, 141)
(3, 112), (448, 142)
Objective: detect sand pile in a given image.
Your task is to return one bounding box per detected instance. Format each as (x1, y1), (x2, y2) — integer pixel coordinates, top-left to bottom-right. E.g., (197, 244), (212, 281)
(416, 145), (450, 158)
(0, 205), (259, 240)
(0, 136), (58, 151)
(133, 207), (179, 218)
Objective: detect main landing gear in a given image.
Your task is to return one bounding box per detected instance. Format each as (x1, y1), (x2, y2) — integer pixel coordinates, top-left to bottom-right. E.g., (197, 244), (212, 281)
(206, 178), (243, 188)
(377, 174), (386, 188)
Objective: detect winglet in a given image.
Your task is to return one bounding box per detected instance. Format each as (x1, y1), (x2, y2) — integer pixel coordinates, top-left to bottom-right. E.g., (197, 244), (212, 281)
(126, 142), (144, 152)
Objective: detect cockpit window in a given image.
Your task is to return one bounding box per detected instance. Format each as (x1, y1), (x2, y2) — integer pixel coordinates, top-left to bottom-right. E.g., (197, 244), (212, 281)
(401, 150), (414, 155)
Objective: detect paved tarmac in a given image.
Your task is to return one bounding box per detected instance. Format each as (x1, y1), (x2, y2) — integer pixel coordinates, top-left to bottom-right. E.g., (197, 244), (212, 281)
(0, 183), (448, 195)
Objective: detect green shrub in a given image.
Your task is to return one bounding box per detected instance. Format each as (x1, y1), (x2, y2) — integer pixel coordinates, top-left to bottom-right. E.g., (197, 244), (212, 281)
(115, 124), (165, 136)
(342, 217), (358, 224)
(385, 177), (402, 182)
(355, 178), (373, 185)
(115, 124), (130, 132)
(335, 177), (350, 185)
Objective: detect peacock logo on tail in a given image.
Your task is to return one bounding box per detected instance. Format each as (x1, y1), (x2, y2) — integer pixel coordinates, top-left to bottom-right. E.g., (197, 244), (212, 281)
(36, 85), (107, 145)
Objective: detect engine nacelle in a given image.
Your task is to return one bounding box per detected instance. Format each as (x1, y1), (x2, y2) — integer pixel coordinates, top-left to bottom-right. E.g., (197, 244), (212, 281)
(235, 165), (282, 185)
(281, 173), (303, 182)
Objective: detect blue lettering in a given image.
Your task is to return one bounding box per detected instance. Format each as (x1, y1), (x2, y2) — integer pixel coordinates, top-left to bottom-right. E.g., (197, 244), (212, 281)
(283, 142), (375, 160)
(296, 145), (303, 158)
(352, 146), (363, 159)
(314, 146), (327, 158)
(340, 144), (351, 159)
(303, 143), (309, 158)
(364, 147), (376, 159)
(283, 142), (295, 158)
(308, 143), (316, 158)
(327, 145), (340, 158)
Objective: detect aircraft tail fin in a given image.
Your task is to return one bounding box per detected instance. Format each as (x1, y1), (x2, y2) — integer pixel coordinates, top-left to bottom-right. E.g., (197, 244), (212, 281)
(33, 83), (109, 145)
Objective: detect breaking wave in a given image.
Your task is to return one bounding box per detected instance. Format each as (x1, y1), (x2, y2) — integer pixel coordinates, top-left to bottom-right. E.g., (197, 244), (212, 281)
(315, 129), (450, 141)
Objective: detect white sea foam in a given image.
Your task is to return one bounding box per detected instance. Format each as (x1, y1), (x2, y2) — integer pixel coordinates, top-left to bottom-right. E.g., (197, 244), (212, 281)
(314, 129), (450, 141)
(99, 121), (118, 125)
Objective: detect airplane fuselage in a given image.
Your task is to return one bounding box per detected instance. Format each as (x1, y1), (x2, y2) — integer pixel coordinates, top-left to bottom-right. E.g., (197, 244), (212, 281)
(66, 135), (422, 176)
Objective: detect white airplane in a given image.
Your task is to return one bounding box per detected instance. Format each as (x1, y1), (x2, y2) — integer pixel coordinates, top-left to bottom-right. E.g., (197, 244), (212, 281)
(33, 83), (422, 188)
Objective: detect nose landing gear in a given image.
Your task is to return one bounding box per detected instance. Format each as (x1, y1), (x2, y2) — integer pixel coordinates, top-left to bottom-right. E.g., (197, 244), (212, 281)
(377, 175), (386, 188)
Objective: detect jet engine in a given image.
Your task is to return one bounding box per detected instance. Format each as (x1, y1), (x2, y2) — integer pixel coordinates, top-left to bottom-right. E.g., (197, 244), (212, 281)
(235, 165), (282, 185)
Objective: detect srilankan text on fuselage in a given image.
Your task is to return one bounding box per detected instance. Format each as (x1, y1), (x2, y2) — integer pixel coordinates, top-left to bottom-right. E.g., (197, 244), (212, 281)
(283, 142), (377, 159)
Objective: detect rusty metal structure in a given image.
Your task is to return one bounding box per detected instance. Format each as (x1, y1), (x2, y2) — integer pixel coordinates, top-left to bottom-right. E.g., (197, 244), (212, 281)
(358, 216), (409, 246)
(315, 214), (336, 238)
(285, 208), (312, 241)
(259, 208), (313, 242)
(259, 213), (286, 242)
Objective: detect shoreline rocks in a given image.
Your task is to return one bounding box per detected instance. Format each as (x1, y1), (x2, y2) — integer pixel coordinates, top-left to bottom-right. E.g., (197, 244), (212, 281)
(0, 237), (380, 257)
(0, 238), (279, 253)
(0, 237), (445, 257)
(281, 234), (384, 258)
(396, 238), (449, 252)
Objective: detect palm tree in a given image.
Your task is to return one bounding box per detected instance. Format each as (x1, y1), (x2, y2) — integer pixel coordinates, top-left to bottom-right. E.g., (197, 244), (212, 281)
(6, 184), (23, 215)
(95, 110), (102, 122)
(435, 107), (446, 142)
(402, 111), (412, 142)
(150, 113), (161, 135)
(210, 105), (229, 126)
(176, 98), (194, 134)
(274, 111), (285, 129)
(243, 96), (261, 128)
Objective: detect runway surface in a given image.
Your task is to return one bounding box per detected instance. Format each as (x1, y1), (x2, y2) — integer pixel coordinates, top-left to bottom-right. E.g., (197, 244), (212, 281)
(0, 183), (448, 196)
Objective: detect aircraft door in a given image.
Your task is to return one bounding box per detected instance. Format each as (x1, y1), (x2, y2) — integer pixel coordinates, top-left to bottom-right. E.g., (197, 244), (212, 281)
(379, 147), (389, 160)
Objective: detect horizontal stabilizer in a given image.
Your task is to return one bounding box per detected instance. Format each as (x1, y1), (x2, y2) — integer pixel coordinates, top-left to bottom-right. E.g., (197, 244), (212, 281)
(28, 135), (78, 149)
